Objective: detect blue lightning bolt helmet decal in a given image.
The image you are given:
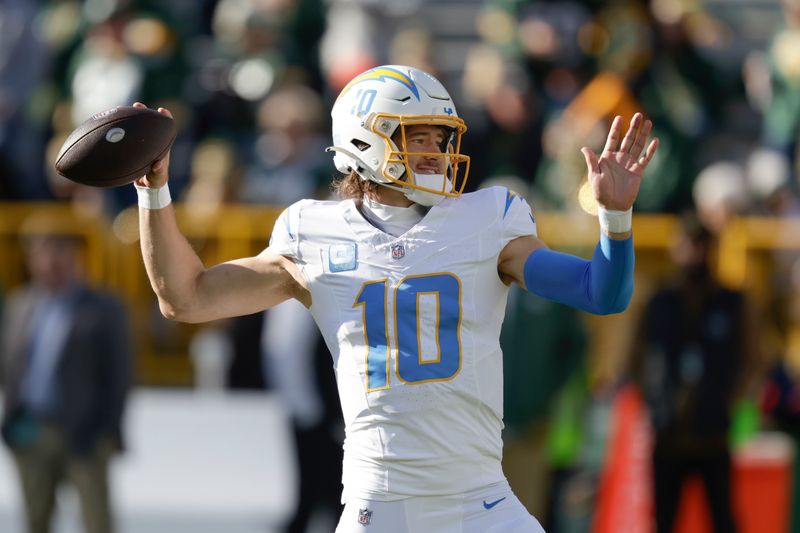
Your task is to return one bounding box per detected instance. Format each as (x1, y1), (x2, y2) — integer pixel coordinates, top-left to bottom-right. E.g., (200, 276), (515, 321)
(338, 67), (420, 101)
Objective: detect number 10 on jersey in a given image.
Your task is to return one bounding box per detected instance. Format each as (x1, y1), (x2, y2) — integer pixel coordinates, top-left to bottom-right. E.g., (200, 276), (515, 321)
(354, 273), (463, 392)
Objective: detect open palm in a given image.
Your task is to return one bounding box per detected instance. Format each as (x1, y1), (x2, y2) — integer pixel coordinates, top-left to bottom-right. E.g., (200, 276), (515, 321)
(581, 113), (659, 211)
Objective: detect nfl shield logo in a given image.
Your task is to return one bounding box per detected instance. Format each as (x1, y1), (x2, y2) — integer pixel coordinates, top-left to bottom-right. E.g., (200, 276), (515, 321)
(358, 507), (372, 525)
(391, 243), (405, 260)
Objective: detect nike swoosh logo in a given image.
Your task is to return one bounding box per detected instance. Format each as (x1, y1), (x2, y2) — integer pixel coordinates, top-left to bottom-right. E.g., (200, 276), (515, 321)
(483, 497), (506, 510)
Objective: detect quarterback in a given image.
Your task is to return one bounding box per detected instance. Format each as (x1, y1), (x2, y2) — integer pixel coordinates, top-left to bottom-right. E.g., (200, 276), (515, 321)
(133, 65), (657, 532)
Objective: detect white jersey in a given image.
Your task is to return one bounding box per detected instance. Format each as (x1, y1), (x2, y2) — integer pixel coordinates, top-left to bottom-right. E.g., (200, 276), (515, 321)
(267, 186), (537, 501)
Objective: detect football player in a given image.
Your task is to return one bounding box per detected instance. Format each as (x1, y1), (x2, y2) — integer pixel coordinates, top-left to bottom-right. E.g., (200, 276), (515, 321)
(132, 65), (657, 532)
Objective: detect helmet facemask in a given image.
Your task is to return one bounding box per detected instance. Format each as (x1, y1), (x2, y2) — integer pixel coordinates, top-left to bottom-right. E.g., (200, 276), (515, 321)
(364, 113), (470, 206)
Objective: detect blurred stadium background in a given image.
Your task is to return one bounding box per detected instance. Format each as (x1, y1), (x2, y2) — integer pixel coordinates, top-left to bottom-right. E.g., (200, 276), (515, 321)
(1, 0), (800, 532)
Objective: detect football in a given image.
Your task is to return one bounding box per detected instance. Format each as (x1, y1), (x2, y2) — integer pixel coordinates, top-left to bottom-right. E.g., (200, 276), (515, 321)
(55, 106), (176, 187)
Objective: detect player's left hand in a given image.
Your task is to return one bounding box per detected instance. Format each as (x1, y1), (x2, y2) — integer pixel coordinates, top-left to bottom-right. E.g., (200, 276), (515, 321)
(581, 113), (659, 211)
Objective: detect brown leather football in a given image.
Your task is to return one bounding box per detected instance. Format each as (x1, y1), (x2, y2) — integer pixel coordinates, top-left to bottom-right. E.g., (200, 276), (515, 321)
(55, 106), (176, 187)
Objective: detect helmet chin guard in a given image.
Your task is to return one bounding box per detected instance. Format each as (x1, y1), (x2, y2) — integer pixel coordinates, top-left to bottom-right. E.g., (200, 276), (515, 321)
(329, 65), (470, 204)
(403, 174), (452, 206)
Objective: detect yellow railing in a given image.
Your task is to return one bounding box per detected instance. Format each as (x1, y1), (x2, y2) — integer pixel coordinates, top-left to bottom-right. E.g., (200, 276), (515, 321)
(0, 203), (285, 384)
(0, 202), (793, 385)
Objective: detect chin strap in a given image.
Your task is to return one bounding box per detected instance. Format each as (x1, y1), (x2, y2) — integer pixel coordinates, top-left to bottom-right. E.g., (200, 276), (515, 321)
(402, 174), (451, 206)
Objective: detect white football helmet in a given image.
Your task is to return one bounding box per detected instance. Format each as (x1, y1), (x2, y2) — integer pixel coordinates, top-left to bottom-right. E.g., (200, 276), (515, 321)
(328, 65), (470, 206)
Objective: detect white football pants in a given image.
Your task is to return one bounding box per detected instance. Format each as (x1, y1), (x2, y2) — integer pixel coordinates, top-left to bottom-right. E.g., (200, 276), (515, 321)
(334, 480), (546, 533)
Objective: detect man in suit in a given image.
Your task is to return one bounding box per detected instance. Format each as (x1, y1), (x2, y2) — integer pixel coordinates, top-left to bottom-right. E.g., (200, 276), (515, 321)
(0, 228), (132, 533)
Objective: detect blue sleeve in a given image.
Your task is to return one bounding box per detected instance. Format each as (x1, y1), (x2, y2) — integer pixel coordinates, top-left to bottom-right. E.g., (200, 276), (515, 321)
(522, 234), (634, 315)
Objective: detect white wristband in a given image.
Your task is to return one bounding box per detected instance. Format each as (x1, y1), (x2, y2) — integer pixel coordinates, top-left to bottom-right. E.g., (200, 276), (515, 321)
(598, 206), (632, 233)
(135, 183), (172, 209)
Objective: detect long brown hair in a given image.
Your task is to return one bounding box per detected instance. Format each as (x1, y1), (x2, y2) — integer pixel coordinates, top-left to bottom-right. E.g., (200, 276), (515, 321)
(331, 171), (379, 201)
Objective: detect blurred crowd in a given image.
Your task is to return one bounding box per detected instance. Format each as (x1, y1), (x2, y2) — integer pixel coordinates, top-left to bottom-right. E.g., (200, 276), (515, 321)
(0, 0), (797, 217)
(3, 0), (800, 532)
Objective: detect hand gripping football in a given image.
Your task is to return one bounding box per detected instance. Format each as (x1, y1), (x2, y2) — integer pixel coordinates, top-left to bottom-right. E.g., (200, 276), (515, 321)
(55, 106), (176, 187)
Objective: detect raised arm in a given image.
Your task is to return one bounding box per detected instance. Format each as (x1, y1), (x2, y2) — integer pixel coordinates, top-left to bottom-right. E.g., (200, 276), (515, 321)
(133, 104), (310, 323)
(498, 113), (658, 315)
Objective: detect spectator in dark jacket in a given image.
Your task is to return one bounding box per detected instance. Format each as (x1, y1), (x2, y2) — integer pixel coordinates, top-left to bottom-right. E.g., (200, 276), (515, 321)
(630, 212), (761, 533)
(0, 225), (132, 533)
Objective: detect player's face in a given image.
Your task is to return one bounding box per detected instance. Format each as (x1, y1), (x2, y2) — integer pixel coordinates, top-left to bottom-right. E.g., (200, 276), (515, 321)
(399, 125), (447, 176)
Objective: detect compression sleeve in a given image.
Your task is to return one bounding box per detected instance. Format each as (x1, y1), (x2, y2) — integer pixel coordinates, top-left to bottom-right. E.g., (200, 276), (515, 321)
(522, 233), (634, 315)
